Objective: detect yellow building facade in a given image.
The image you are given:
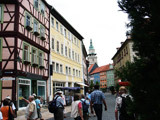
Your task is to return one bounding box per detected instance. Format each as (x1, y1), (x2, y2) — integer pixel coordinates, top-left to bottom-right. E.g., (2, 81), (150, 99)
(112, 38), (136, 84)
(50, 8), (84, 97)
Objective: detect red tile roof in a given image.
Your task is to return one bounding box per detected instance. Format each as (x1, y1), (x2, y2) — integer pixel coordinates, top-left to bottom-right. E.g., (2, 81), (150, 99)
(90, 64), (111, 75)
(88, 64), (94, 73)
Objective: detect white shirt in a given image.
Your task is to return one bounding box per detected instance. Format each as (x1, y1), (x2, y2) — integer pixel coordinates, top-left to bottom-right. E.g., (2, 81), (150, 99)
(71, 100), (81, 118)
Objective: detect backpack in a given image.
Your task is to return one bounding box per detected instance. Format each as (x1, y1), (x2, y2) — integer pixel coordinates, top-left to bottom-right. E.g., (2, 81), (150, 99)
(81, 100), (89, 113)
(119, 95), (135, 120)
(48, 96), (59, 113)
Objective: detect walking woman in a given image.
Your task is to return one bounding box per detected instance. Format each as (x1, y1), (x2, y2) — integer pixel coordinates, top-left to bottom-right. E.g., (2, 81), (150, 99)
(71, 94), (84, 120)
(1, 99), (15, 120)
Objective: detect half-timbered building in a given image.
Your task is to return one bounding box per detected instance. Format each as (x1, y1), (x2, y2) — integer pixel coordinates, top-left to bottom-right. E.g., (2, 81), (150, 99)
(0, 0), (50, 110)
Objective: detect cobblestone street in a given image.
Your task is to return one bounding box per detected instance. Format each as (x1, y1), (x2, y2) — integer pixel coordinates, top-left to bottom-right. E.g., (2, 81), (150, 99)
(47, 92), (116, 120)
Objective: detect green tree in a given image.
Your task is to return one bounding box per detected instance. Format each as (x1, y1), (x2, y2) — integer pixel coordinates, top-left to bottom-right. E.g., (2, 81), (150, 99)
(117, 0), (160, 120)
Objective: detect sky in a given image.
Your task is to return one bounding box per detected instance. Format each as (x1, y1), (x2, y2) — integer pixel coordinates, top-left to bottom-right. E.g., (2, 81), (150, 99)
(46, 0), (129, 66)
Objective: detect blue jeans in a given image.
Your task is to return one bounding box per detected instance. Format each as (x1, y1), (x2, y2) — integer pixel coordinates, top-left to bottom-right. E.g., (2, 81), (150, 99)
(93, 104), (103, 120)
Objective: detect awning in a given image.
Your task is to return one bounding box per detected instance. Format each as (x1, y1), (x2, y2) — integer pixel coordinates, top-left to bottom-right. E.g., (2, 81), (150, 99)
(76, 82), (89, 87)
(57, 87), (82, 90)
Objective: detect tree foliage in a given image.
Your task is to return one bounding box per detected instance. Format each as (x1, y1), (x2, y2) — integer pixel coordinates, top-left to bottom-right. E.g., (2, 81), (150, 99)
(117, 0), (160, 119)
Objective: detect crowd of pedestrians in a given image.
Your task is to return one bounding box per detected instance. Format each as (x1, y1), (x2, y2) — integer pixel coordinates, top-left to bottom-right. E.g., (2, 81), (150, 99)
(0, 85), (134, 120)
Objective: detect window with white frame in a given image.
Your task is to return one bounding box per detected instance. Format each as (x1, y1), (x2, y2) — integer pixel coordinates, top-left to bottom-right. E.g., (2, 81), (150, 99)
(56, 21), (59, 31)
(23, 43), (30, 62)
(65, 46), (67, 56)
(52, 38), (54, 50)
(56, 63), (59, 72)
(40, 1), (45, 16)
(61, 44), (63, 55)
(60, 25), (63, 34)
(76, 70), (78, 77)
(68, 32), (70, 40)
(72, 51), (74, 60)
(51, 17), (54, 27)
(79, 71), (80, 77)
(64, 29), (66, 37)
(75, 53), (77, 61)
(66, 66), (68, 75)
(69, 48), (71, 58)
(57, 41), (59, 53)
(60, 64), (63, 73)
(78, 54), (80, 62)
(52, 62), (55, 72)
(73, 69), (75, 76)
(74, 37), (76, 44)
(34, 0), (39, 10)
(69, 67), (71, 75)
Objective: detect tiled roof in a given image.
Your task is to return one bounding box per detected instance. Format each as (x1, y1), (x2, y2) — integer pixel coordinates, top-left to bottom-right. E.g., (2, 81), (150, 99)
(90, 64), (111, 75)
(88, 64), (94, 73)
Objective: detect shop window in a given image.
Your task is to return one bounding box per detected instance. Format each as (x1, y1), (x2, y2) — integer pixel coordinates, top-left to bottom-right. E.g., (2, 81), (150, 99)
(0, 4), (3, 23)
(61, 44), (63, 55)
(34, 0), (39, 10)
(25, 12), (32, 31)
(52, 38), (54, 50)
(0, 38), (2, 61)
(32, 47), (38, 66)
(37, 81), (46, 102)
(40, 25), (45, 40)
(19, 79), (31, 108)
(40, 1), (45, 16)
(39, 51), (44, 68)
(33, 19), (39, 36)
(23, 43), (30, 64)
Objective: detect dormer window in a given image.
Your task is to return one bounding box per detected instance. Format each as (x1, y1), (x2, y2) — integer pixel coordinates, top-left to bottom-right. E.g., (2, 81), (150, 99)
(25, 12), (32, 31)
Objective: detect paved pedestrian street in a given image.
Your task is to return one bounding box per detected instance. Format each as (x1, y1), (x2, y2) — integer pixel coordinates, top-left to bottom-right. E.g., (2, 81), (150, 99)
(47, 92), (116, 120)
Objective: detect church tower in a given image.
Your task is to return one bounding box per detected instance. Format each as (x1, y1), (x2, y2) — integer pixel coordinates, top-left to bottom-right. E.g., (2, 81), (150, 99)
(88, 39), (98, 66)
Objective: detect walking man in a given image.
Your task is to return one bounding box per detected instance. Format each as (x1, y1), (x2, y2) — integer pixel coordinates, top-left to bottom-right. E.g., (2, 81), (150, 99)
(23, 96), (37, 120)
(54, 89), (64, 120)
(90, 85), (107, 120)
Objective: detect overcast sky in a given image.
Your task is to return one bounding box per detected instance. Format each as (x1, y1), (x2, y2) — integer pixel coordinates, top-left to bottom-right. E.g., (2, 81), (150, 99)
(46, 0), (129, 66)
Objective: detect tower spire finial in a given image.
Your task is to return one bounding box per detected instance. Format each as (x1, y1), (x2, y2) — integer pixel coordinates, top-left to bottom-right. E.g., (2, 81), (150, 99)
(89, 39), (94, 49)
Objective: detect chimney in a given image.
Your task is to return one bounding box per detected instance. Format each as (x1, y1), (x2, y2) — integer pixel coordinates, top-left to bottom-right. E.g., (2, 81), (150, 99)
(116, 47), (120, 50)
